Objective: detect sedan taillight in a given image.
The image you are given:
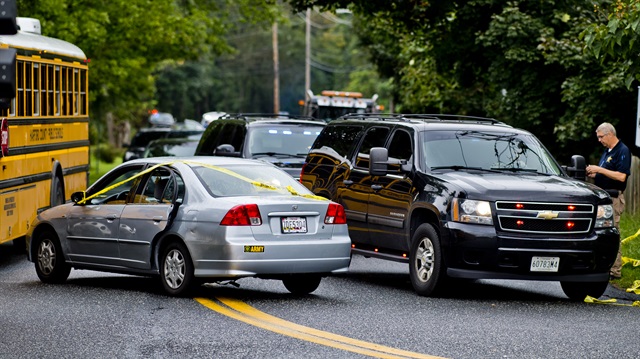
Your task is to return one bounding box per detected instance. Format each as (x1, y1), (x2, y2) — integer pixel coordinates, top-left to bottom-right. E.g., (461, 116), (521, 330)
(324, 203), (346, 224)
(221, 204), (262, 226)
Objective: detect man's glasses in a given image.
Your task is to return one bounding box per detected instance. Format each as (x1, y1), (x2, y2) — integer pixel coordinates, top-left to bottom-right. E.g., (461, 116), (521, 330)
(597, 133), (609, 140)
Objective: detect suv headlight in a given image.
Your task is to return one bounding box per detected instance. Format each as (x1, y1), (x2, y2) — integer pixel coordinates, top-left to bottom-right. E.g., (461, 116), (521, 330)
(595, 204), (614, 228)
(453, 199), (493, 225)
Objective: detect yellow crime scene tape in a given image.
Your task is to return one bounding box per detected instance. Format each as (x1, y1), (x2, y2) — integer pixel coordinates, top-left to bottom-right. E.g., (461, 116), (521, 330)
(78, 160), (328, 205)
(584, 229), (640, 307)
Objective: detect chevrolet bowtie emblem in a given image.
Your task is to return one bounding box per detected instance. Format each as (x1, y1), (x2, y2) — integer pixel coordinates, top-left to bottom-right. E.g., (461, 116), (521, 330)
(537, 210), (559, 220)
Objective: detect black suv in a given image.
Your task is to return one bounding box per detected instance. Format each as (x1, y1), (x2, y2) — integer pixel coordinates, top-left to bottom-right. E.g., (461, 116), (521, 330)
(301, 114), (619, 300)
(194, 114), (325, 178)
(122, 120), (205, 162)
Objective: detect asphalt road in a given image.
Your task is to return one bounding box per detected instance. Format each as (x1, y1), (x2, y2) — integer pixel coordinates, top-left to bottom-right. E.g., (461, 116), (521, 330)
(1, 242), (639, 359)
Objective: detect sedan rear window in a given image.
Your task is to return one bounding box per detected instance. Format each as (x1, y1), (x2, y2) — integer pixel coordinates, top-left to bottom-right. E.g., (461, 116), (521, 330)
(194, 164), (313, 197)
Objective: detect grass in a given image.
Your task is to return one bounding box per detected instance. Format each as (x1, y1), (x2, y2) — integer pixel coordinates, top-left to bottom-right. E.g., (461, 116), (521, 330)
(89, 146), (123, 185)
(617, 211), (640, 290)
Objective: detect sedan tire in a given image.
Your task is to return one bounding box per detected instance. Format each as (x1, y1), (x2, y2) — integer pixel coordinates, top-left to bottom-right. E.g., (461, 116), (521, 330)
(160, 241), (195, 296)
(282, 274), (322, 295)
(34, 230), (71, 284)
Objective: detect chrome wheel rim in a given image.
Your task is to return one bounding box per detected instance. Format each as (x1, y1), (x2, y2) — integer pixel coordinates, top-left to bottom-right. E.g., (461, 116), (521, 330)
(163, 249), (185, 289)
(415, 237), (434, 282)
(37, 239), (56, 275)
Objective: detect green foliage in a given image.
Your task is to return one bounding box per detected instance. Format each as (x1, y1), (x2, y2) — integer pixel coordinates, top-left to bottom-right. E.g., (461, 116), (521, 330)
(616, 211), (640, 288)
(89, 146), (123, 185)
(286, 0), (640, 161)
(92, 144), (122, 164)
(17, 0), (279, 132)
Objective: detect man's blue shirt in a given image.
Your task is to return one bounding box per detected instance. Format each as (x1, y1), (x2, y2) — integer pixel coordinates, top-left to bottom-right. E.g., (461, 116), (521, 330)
(595, 140), (632, 192)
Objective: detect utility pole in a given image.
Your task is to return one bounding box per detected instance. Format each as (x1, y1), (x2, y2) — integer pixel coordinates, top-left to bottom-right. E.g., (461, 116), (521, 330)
(272, 22), (280, 114)
(305, 8), (311, 101)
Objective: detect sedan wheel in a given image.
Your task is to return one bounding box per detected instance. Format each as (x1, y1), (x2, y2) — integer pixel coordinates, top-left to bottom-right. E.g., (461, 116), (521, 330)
(34, 230), (71, 284)
(160, 241), (195, 296)
(409, 223), (444, 296)
(282, 274), (322, 295)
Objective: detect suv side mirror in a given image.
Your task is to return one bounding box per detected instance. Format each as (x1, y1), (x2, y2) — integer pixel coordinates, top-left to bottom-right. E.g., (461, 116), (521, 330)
(564, 155), (586, 181)
(213, 144), (242, 157)
(369, 147), (388, 176)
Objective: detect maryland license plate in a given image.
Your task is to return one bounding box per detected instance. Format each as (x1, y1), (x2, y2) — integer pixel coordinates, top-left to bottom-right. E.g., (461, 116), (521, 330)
(281, 216), (307, 234)
(530, 256), (560, 272)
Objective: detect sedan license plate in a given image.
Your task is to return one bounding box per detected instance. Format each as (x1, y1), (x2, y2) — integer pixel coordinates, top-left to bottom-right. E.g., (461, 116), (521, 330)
(530, 256), (560, 272)
(281, 216), (307, 234)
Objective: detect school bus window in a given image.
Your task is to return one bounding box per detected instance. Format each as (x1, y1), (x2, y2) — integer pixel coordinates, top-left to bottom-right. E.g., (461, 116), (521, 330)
(34, 63), (40, 116)
(46, 64), (53, 116)
(26, 61), (33, 116)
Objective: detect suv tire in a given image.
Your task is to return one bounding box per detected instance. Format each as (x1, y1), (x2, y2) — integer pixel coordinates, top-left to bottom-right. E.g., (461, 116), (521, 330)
(409, 223), (445, 297)
(560, 280), (609, 302)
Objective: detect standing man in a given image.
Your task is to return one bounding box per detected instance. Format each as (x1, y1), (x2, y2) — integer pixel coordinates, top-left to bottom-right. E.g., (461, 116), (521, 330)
(586, 122), (632, 279)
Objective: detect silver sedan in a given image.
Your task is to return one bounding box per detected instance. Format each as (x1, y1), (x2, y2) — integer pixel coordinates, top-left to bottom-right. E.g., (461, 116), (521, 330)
(27, 157), (351, 296)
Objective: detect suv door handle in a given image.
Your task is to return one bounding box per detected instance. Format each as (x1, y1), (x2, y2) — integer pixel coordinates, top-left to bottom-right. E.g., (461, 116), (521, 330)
(371, 184), (383, 191)
(343, 180), (353, 186)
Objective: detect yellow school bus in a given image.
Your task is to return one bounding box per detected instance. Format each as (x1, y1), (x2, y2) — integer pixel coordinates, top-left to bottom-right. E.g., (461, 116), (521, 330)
(0, 18), (89, 247)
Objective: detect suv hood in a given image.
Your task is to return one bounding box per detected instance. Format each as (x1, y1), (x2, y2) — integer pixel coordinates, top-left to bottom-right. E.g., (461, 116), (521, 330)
(438, 171), (609, 203)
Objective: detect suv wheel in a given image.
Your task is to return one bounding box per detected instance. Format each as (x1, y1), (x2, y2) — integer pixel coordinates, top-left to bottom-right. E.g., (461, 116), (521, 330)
(560, 280), (609, 301)
(409, 223), (444, 296)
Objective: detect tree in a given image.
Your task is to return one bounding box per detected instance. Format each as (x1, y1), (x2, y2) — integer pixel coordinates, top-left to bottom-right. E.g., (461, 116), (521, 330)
(17, 0), (278, 139)
(286, 0), (640, 160)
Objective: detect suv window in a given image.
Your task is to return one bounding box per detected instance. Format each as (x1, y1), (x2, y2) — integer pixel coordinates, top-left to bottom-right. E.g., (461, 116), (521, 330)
(311, 124), (362, 159)
(355, 126), (389, 169)
(220, 123), (245, 152)
(387, 129), (413, 171)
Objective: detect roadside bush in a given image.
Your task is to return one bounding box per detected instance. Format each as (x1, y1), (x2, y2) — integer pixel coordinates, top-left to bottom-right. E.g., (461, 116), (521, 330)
(93, 144), (121, 164)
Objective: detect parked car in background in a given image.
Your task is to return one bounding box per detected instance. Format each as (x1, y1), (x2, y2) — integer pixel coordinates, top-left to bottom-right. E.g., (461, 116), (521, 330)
(143, 137), (200, 158)
(301, 113), (619, 301)
(123, 120), (205, 162)
(194, 113), (325, 178)
(27, 157), (351, 296)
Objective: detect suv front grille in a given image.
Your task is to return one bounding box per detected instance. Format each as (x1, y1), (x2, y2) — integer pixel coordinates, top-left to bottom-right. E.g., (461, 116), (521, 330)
(496, 201), (594, 234)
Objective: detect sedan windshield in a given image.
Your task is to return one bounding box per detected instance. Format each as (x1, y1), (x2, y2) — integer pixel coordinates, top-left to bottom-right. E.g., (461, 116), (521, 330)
(194, 164), (313, 197)
(422, 130), (562, 175)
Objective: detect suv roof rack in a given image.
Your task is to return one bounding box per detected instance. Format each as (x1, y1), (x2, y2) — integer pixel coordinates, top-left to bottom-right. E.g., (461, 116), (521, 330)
(338, 113), (507, 125)
(220, 113), (322, 122)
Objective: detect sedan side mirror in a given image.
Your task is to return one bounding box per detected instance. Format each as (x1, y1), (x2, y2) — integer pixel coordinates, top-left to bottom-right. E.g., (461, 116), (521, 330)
(369, 147), (388, 176)
(71, 191), (86, 204)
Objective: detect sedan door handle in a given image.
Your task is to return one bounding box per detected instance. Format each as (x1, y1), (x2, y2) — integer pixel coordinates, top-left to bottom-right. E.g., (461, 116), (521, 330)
(371, 184), (383, 191)
(343, 180), (353, 186)
(106, 214), (118, 220)
(153, 216), (163, 222)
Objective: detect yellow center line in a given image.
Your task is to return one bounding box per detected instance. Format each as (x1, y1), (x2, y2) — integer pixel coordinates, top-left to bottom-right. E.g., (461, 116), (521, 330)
(195, 297), (445, 359)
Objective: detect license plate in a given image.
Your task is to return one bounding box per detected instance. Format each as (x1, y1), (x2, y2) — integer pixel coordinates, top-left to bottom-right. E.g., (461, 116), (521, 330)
(244, 245), (264, 253)
(281, 216), (307, 234)
(530, 256), (560, 272)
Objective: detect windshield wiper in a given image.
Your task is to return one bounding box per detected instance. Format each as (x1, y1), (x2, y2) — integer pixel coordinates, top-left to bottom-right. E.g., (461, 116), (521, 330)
(430, 165), (501, 173)
(252, 152), (304, 158)
(490, 167), (552, 175)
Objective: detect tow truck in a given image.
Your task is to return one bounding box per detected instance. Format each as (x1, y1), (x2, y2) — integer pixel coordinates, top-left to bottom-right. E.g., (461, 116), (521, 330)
(300, 90), (380, 121)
